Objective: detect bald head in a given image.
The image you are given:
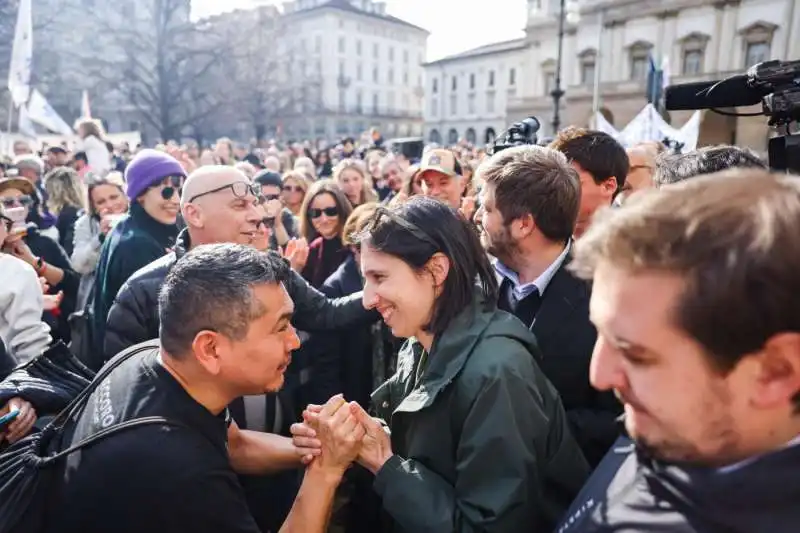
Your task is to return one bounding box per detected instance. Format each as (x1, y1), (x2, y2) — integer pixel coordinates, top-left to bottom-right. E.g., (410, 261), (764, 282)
(181, 166), (250, 206)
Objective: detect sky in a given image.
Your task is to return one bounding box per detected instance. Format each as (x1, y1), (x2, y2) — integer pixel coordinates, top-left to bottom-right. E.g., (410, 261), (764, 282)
(192, 0), (526, 61)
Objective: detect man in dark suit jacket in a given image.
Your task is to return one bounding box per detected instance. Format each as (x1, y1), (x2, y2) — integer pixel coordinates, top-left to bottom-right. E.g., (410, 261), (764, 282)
(475, 144), (622, 466)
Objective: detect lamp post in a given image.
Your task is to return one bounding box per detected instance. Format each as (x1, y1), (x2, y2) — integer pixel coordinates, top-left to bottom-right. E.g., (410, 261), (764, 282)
(551, 0), (580, 134)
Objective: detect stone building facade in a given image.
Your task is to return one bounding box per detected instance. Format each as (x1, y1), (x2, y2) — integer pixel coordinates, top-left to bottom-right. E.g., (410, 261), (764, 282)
(508, 0), (800, 152)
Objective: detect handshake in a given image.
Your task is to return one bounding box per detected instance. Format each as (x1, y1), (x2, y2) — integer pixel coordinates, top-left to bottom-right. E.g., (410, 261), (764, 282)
(291, 394), (393, 477)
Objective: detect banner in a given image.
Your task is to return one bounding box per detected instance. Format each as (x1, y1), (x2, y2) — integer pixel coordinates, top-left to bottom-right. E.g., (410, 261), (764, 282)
(594, 105), (702, 153)
(26, 89), (74, 136)
(7, 0), (32, 108)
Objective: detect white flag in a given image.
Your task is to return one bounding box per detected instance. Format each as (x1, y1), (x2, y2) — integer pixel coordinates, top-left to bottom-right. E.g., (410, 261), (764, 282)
(661, 55), (671, 91)
(18, 104), (36, 138)
(595, 112), (619, 138)
(7, 0), (32, 107)
(81, 90), (92, 118)
(27, 89), (73, 135)
(678, 110), (702, 152)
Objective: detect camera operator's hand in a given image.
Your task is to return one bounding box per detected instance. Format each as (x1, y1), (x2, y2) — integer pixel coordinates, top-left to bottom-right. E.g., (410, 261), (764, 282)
(264, 199), (283, 221)
(284, 238), (309, 272)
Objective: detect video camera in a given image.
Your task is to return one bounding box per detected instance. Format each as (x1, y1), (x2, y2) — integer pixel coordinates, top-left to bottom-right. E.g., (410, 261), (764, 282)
(665, 59), (800, 173)
(489, 117), (541, 155)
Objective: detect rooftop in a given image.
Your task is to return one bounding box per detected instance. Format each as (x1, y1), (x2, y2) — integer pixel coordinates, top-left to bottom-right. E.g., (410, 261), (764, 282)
(284, 0), (429, 33)
(425, 38), (528, 66)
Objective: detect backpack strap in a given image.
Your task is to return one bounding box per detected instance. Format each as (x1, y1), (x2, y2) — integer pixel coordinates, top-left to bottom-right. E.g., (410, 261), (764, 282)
(49, 341), (161, 430)
(42, 416), (186, 466)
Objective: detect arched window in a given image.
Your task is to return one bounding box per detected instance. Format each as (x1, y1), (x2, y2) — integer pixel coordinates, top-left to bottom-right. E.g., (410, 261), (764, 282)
(485, 127), (496, 144)
(429, 129), (442, 144)
(447, 128), (458, 145)
(465, 128), (477, 144)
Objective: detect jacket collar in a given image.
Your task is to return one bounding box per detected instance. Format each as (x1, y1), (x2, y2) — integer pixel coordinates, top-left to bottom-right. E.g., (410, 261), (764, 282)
(394, 293), (497, 415)
(129, 202), (179, 249)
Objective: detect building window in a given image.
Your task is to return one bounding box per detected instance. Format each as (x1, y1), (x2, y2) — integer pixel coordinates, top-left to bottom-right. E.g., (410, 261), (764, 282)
(679, 32), (709, 75)
(740, 22), (776, 68)
(404, 49), (409, 64)
(469, 73), (476, 90)
(745, 42), (770, 68)
(468, 93), (476, 114)
(448, 128), (458, 145)
(356, 39), (362, 56)
(465, 128), (477, 144)
(628, 41), (652, 81)
(432, 79), (438, 93)
(388, 92), (395, 113)
(486, 91), (496, 113)
(580, 61), (595, 85)
(373, 42), (379, 59)
(339, 60), (345, 77)
(339, 91), (346, 111)
(338, 36), (346, 54)
(403, 71), (409, 85)
(373, 67), (379, 83)
(356, 62), (363, 81)
(373, 92), (379, 114)
(431, 97), (438, 117)
(488, 70), (495, 87)
(356, 91), (363, 112)
(315, 35), (322, 53)
(450, 94), (457, 115)
(389, 47), (395, 61)
(683, 50), (703, 75)
(388, 68), (394, 83)
(509, 68), (516, 86)
(451, 76), (457, 91)
(544, 72), (555, 95)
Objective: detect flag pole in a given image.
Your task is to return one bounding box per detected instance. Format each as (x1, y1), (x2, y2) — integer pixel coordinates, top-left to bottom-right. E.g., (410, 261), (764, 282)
(6, 97), (13, 134)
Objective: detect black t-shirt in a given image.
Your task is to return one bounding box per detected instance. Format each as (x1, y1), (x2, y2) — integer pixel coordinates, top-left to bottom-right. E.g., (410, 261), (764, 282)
(47, 343), (262, 533)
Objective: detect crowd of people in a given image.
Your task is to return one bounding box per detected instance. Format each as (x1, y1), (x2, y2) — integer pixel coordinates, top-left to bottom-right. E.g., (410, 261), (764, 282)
(0, 115), (798, 533)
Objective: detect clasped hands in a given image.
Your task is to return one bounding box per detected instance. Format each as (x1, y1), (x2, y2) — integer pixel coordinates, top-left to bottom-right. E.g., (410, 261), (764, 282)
(292, 394), (393, 475)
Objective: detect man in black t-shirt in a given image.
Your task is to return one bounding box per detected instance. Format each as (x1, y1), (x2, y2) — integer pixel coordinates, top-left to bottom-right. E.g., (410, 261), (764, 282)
(49, 244), (365, 533)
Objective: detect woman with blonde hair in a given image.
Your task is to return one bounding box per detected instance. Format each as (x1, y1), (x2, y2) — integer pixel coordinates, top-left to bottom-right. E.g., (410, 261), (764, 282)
(281, 170), (310, 217)
(75, 118), (111, 176)
(44, 166), (87, 256)
(333, 158), (378, 208)
(71, 171), (129, 308)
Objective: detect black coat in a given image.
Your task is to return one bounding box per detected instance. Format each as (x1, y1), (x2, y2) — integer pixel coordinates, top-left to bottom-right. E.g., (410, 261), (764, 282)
(102, 229), (376, 368)
(55, 205), (81, 257)
(528, 260), (622, 467)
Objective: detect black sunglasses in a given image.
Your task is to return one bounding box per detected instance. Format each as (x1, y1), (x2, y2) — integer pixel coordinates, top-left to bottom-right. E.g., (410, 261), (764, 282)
(309, 206), (339, 219)
(283, 185), (304, 193)
(188, 181), (261, 204)
(0, 214), (12, 232)
(150, 175), (184, 200)
(1, 195), (33, 208)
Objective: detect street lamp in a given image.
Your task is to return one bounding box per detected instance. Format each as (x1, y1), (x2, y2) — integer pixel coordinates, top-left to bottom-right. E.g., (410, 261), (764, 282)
(551, 0), (580, 133)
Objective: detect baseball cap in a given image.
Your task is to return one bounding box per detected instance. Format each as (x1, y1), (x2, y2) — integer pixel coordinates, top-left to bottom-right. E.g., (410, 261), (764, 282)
(418, 149), (463, 178)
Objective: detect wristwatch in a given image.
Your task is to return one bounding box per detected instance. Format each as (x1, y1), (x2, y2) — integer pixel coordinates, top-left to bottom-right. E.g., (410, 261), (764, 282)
(34, 256), (46, 275)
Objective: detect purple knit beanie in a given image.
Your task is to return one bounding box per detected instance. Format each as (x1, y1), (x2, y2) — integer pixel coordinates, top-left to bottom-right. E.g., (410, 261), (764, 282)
(124, 149), (186, 201)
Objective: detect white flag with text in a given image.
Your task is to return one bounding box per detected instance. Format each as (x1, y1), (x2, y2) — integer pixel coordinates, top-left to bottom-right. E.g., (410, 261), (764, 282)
(27, 89), (74, 135)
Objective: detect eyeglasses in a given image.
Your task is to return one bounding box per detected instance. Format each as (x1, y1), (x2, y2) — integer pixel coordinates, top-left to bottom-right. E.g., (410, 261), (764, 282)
(309, 206), (339, 219)
(0, 215), (12, 232)
(1, 195), (33, 209)
(283, 185), (304, 194)
(150, 176), (184, 200)
(188, 181), (261, 204)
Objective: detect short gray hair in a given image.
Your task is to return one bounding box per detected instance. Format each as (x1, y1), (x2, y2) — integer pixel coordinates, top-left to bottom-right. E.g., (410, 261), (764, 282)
(13, 155), (44, 175)
(158, 244), (291, 357)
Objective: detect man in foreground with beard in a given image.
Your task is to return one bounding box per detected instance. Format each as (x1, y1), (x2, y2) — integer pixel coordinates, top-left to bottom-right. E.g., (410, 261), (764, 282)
(560, 168), (800, 531)
(47, 244), (365, 533)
